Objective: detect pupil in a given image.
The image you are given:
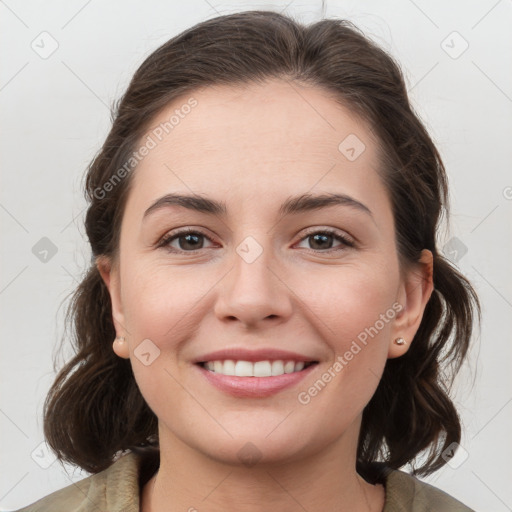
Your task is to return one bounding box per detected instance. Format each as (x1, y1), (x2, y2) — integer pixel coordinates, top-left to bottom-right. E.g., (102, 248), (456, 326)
(180, 234), (202, 250)
(311, 233), (332, 250)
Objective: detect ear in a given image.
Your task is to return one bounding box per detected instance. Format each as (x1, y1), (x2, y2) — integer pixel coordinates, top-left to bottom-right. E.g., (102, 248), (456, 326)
(96, 255), (130, 359)
(388, 249), (434, 358)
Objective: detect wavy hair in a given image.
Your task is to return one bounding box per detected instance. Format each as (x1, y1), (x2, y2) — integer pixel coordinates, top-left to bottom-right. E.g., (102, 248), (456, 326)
(43, 10), (480, 476)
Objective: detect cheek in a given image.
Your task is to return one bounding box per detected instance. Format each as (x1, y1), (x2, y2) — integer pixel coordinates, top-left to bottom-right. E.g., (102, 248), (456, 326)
(121, 261), (210, 338)
(292, 262), (399, 412)
(119, 263), (199, 414)
(297, 260), (399, 346)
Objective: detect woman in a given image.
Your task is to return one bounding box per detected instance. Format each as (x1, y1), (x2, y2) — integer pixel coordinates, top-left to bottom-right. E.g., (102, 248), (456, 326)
(16, 10), (479, 512)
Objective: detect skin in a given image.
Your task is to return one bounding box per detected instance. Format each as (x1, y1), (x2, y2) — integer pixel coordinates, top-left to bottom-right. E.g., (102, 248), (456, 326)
(98, 79), (433, 512)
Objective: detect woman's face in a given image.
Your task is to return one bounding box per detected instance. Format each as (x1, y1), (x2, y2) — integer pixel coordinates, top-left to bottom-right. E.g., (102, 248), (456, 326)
(99, 79), (432, 466)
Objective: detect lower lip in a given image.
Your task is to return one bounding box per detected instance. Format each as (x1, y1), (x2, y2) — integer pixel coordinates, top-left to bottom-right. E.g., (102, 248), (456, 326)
(195, 363), (317, 398)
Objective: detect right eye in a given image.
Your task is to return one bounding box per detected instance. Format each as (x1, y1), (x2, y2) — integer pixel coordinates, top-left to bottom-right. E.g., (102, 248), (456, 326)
(158, 229), (217, 253)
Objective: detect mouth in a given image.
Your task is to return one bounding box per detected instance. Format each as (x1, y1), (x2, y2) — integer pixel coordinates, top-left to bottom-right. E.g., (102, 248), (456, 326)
(195, 358), (319, 398)
(197, 359), (318, 377)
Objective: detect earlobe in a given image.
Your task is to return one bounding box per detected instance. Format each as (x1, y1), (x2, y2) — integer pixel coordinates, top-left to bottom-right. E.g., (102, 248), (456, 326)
(112, 336), (130, 359)
(388, 249), (434, 359)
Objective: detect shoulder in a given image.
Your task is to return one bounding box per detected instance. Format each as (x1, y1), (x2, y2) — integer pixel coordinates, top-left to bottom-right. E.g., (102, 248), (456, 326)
(383, 468), (475, 512)
(13, 451), (147, 512)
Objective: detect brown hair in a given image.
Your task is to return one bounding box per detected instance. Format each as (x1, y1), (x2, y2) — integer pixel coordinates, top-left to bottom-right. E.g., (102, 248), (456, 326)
(44, 10), (480, 476)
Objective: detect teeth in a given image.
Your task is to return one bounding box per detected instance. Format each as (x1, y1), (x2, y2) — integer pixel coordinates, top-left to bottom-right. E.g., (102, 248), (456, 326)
(203, 360), (309, 377)
(284, 361), (295, 373)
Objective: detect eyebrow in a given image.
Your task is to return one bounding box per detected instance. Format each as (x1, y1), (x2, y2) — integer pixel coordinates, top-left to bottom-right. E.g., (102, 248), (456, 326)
(143, 192), (373, 220)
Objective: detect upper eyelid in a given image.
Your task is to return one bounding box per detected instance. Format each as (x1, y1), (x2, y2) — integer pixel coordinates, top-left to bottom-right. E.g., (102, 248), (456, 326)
(300, 226), (354, 241)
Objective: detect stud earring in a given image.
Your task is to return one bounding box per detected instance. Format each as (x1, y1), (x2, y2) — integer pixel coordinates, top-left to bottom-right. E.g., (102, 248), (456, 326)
(114, 336), (126, 344)
(394, 337), (406, 346)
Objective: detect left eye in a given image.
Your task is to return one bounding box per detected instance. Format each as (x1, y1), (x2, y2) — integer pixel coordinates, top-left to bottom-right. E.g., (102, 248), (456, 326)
(295, 230), (354, 252)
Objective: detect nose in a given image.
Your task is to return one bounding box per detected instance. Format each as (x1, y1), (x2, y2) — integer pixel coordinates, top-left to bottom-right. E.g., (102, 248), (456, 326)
(213, 240), (293, 328)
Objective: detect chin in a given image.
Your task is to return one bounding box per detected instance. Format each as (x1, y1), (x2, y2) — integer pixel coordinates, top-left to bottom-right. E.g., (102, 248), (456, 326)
(183, 421), (322, 468)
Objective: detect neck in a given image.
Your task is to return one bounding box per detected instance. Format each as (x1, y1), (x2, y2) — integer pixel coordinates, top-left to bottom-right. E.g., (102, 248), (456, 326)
(141, 423), (385, 512)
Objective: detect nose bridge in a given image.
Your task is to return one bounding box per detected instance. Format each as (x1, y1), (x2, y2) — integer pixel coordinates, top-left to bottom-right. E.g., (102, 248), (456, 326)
(213, 231), (292, 325)
(233, 234), (275, 291)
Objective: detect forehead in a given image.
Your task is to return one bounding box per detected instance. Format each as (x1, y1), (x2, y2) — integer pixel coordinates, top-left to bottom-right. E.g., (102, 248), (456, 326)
(127, 79), (386, 216)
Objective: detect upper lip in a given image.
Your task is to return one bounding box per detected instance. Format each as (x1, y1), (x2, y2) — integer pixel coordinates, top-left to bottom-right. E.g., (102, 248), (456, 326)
(193, 348), (318, 364)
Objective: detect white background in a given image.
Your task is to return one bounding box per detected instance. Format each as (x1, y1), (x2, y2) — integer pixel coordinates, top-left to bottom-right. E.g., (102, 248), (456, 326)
(1, 1), (511, 511)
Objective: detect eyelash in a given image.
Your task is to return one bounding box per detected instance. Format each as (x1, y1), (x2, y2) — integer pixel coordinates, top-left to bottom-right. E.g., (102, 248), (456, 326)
(157, 227), (355, 254)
